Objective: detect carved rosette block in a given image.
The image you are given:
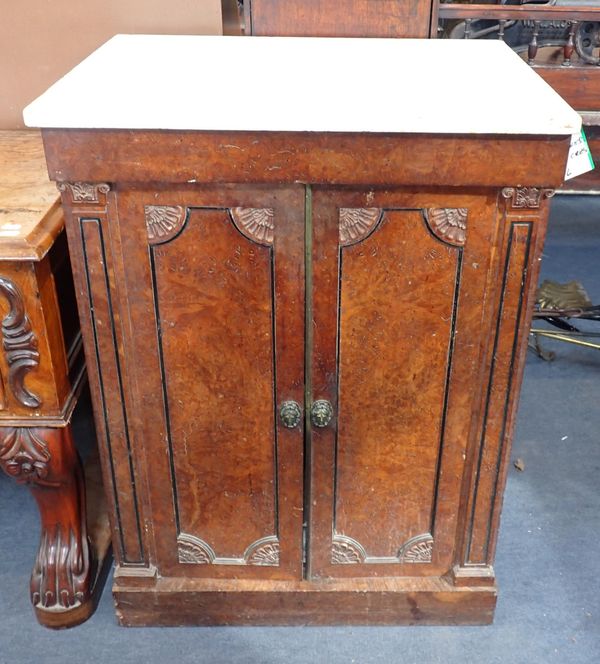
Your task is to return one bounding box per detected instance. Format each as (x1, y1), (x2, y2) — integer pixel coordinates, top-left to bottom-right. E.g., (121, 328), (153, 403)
(57, 182), (110, 205)
(177, 533), (280, 566)
(230, 207), (275, 246)
(501, 187), (555, 209)
(425, 208), (467, 247)
(397, 533), (434, 563)
(0, 426), (92, 619)
(145, 205), (186, 244)
(0, 276), (41, 409)
(339, 208), (383, 246)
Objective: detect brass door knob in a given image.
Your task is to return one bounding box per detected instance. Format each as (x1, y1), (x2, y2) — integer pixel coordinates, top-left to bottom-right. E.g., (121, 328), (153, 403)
(310, 400), (333, 428)
(279, 401), (302, 429)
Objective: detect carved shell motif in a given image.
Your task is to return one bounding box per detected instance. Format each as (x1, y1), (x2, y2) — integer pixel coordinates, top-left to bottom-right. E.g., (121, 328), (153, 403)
(230, 208), (274, 246)
(339, 208), (382, 246)
(246, 541), (280, 566)
(177, 534), (214, 564)
(398, 534), (434, 563)
(176, 533), (280, 566)
(145, 205), (185, 244)
(331, 535), (366, 564)
(331, 532), (433, 564)
(425, 208), (467, 247)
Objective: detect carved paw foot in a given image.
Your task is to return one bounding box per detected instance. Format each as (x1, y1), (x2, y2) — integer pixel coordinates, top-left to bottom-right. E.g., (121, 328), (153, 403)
(1, 425), (94, 626)
(31, 525), (90, 610)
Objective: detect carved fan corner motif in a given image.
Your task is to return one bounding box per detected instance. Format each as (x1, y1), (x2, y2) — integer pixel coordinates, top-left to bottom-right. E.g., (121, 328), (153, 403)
(339, 208), (383, 246)
(230, 207), (275, 246)
(397, 533), (434, 564)
(244, 536), (280, 566)
(177, 533), (214, 564)
(425, 208), (467, 247)
(331, 534), (367, 564)
(145, 205), (186, 244)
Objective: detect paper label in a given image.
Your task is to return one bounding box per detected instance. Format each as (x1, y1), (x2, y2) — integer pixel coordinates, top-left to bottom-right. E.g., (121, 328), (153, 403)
(565, 129), (595, 180)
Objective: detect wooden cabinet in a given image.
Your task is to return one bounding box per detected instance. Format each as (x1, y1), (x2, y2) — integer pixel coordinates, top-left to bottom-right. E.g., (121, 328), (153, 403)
(236, 0), (437, 37)
(25, 35), (580, 625)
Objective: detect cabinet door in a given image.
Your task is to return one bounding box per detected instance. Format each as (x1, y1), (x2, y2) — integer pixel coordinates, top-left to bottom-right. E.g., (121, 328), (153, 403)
(308, 187), (500, 578)
(116, 185), (305, 580)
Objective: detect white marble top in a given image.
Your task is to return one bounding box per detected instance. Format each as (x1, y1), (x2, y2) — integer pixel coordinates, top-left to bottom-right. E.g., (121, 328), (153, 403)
(24, 35), (581, 136)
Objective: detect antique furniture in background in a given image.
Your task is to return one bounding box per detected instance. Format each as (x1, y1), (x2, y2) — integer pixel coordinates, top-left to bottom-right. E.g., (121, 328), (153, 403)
(437, 1), (600, 193)
(224, 0), (599, 193)
(227, 0), (438, 37)
(530, 280), (600, 358)
(0, 131), (109, 628)
(25, 35), (579, 626)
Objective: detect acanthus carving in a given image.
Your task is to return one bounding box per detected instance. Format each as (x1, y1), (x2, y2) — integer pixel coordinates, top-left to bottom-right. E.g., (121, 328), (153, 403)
(57, 182), (110, 205)
(331, 532), (434, 565)
(0, 427), (56, 485)
(501, 187), (555, 209)
(339, 208), (383, 246)
(425, 208), (467, 247)
(177, 533), (280, 566)
(230, 207), (274, 246)
(31, 525), (89, 610)
(0, 276), (41, 409)
(397, 533), (434, 563)
(145, 205), (186, 244)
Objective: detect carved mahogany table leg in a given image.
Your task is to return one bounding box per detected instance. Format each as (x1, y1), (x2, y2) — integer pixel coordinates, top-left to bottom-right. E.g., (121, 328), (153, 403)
(0, 424), (94, 628)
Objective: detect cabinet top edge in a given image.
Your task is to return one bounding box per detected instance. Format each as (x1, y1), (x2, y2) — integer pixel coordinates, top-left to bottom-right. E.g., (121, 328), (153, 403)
(24, 35), (581, 137)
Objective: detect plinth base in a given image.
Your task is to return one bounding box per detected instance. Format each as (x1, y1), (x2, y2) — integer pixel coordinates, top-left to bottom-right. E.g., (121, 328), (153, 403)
(113, 574), (497, 627)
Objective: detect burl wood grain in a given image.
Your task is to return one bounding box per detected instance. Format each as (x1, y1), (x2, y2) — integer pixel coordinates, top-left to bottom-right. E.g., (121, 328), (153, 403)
(41, 130), (571, 189)
(49, 126), (562, 624)
(152, 207), (278, 559)
(334, 210), (459, 558)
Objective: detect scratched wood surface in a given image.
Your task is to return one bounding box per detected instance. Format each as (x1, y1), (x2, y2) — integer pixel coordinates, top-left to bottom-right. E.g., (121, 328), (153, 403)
(52, 129), (561, 625)
(0, 130), (62, 260)
(243, 0), (435, 37)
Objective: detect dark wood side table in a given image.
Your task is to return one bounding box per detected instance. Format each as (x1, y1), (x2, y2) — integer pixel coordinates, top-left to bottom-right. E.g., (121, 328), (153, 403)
(25, 36), (579, 626)
(0, 131), (110, 628)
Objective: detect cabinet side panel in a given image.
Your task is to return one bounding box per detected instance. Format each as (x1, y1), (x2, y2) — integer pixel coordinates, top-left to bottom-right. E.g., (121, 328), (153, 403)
(461, 192), (550, 570)
(61, 189), (145, 566)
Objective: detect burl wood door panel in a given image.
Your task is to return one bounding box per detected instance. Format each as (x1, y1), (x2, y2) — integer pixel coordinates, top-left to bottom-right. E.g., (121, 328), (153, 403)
(116, 185), (305, 579)
(309, 187), (501, 578)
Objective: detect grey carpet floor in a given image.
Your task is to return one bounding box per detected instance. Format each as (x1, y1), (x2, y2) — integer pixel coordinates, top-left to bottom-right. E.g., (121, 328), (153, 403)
(1, 195), (598, 664)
